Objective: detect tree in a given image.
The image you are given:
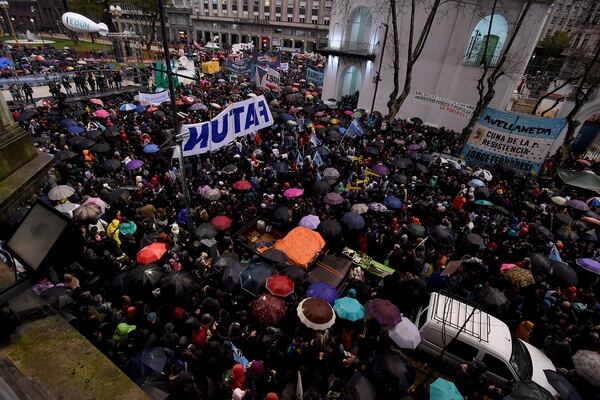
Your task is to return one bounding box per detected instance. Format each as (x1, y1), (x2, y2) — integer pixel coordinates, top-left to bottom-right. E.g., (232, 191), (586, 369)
(462, 0), (536, 143)
(539, 30), (571, 57)
(120, 0), (164, 53)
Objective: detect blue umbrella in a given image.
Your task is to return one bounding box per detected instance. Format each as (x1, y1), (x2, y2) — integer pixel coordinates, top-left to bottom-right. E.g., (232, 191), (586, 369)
(467, 179), (485, 188)
(342, 212), (365, 230)
(60, 118), (78, 128)
(279, 113), (293, 121)
(67, 125), (84, 134)
(307, 281), (338, 305)
(127, 347), (169, 382)
(339, 127), (347, 134)
(588, 197), (600, 207)
(472, 199), (494, 206)
(384, 195), (403, 209)
(144, 144), (160, 154)
(120, 103), (137, 112)
(333, 297), (365, 321)
(240, 262), (277, 296)
(429, 377), (463, 400)
(0, 57), (13, 68)
(134, 105), (146, 113)
(222, 263), (246, 292)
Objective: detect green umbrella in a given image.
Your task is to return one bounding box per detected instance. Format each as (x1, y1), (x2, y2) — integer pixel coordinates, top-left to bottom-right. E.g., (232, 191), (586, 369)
(472, 199), (494, 206)
(429, 378), (463, 400)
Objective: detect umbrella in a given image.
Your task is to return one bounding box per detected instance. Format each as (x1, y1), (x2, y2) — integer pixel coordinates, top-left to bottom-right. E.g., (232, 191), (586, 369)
(262, 248), (289, 264)
(366, 298), (402, 326)
(333, 296), (365, 321)
(280, 265), (306, 285)
(90, 142), (111, 153)
(567, 199), (589, 211)
(159, 272), (199, 301)
(388, 318), (421, 350)
(274, 206), (293, 222)
(204, 188), (221, 201)
(384, 196), (403, 209)
(222, 263), (246, 292)
(18, 109), (37, 121)
(345, 373), (376, 400)
(67, 125), (84, 134)
(125, 159), (144, 171)
(211, 215), (232, 231)
(588, 197), (600, 207)
(137, 242), (168, 264)
(370, 349), (415, 391)
(430, 225), (456, 245)
(119, 221), (137, 237)
(467, 179), (485, 188)
(251, 294), (287, 326)
(240, 262), (277, 296)
(120, 103), (137, 112)
(189, 103), (207, 111)
(536, 225), (555, 241)
(299, 214), (321, 230)
(128, 347), (169, 383)
(576, 258), (600, 274)
(48, 185), (75, 201)
(72, 204), (102, 220)
(109, 188), (131, 203)
(407, 143), (421, 151)
(265, 274), (295, 297)
(125, 265), (164, 295)
(394, 158), (413, 169)
(297, 297), (336, 330)
(233, 180), (252, 191)
(271, 161), (289, 173)
(473, 169), (493, 181)
(407, 223), (427, 237)
(463, 233), (485, 248)
(144, 144), (160, 154)
(102, 159), (122, 172)
(89, 98), (103, 106)
(543, 370), (583, 400)
(504, 380), (554, 400)
(307, 281), (338, 304)
(283, 188), (304, 198)
(60, 118), (78, 128)
(557, 168), (600, 192)
(369, 202), (388, 212)
(476, 285), (509, 307)
(222, 164), (238, 174)
(194, 222), (217, 239)
(68, 136), (85, 146)
(54, 202), (79, 217)
(313, 179), (332, 194)
(94, 109), (110, 118)
(367, 146), (380, 155)
(372, 163), (390, 175)
(472, 199), (494, 206)
(351, 203), (369, 214)
(319, 219), (342, 237)
(429, 378), (463, 400)
(549, 260), (578, 285)
(134, 105), (146, 113)
(572, 350), (600, 387)
(342, 212), (365, 230)
(323, 167), (340, 179)
(551, 196), (568, 206)
(103, 127), (120, 138)
(502, 267), (535, 288)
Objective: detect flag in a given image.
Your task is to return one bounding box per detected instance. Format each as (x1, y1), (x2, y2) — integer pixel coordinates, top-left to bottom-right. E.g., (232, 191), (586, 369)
(310, 133), (322, 146)
(313, 150), (323, 167)
(548, 243), (562, 262)
(296, 150), (303, 167)
(296, 370), (304, 400)
(347, 118), (364, 137)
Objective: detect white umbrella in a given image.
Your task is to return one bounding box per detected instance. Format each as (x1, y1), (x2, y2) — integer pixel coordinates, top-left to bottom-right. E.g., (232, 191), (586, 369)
(248, 92), (257, 98)
(473, 169), (493, 182)
(551, 196), (567, 206)
(54, 202), (80, 218)
(388, 317), (421, 350)
(351, 203), (369, 214)
(210, 103), (221, 109)
(297, 298), (336, 331)
(48, 185), (75, 201)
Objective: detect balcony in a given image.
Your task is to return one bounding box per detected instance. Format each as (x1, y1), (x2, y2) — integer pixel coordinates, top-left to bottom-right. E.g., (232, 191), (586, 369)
(316, 40), (375, 61)
(463, 54), (500, 68)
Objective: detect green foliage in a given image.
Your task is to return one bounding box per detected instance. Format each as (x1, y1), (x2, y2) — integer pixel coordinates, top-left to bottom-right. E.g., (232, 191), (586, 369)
(67, 0), (104, 20)
(539, 30), (571, 56)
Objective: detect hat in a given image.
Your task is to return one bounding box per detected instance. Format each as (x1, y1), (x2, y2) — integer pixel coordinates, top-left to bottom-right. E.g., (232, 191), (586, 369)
(136, 175), (142, 183)
(232, 388), (246, 400)
(171, 223), (180, 235)
(147, 312), (157, 322)
(265, 393), (278, 400)
(127, 306), (137, 318)
(201, 313), (214, 325)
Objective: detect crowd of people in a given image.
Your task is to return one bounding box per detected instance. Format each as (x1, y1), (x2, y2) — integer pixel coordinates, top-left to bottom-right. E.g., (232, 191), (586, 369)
(1, 45), (600, 400)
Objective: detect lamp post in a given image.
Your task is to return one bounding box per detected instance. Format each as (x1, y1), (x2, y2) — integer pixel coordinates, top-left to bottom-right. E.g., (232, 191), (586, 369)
(0, 1), (18, 46)
(109, 4), (126, 62)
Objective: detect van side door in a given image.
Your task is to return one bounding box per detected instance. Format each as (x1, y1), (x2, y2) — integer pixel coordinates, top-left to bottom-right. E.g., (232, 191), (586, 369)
(479, 353), (517, 389)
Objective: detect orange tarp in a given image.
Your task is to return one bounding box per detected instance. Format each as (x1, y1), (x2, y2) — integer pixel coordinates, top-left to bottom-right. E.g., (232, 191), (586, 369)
(273, 227), (325, 269)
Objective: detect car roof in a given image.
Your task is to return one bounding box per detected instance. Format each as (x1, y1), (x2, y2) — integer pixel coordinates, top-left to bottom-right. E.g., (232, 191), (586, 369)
(428, 292), (513, 360)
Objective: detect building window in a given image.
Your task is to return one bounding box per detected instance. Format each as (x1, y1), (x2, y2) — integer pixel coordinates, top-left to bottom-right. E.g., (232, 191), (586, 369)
(287, 17), (293, 22)
(324, 18), (329, 25)
(299, 17), (305, 23)
(581, 34), (591, 49)
(275, 27), (282, 33)
(464, 14), (508, 67)
(276, 6), (281, 13)
(324, 1), (331, 11)
(254, 0), (259, 9)
(243, 0), (248, 11)
(265, 6), (270, 12)
(573, 33), (582, 48)
(312, 8), (318, 16)
(222, 0), (227, 10)
(232, 1), (237, 10)
(299, 7), (305, 15)
(276, 16), (281, 21)
(311, 19), (317, 25)
(212, 0), (217, 10)
(265, 15), (270, 20)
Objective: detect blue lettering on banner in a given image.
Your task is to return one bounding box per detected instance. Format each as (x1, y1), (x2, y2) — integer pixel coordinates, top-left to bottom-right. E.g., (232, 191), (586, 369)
(244, 102), (257, 130)
(256, 99), (269, 123)
(231, 106), (245, 133)
(183, 123), (209, 152)
(211, 115), (229, 143)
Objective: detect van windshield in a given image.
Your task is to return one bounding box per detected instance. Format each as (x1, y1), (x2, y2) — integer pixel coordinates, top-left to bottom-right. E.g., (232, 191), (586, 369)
(509, 339), (533, 381)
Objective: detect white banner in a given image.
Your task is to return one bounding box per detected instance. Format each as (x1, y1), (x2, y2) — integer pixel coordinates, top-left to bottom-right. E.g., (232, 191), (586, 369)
(279, 62), (289, 71)
(413, 91), (474, 119)
(177, 95), (274, 157)
(138, 90), (170, 106)
(256, 65), (280, 91)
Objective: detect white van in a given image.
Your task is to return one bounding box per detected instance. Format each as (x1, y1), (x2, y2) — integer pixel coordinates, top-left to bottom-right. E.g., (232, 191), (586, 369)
(415, 292), (557, 396)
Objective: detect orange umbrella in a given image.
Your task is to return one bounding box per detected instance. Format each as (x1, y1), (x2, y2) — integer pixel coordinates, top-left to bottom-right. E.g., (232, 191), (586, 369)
(136, 242), (167, 264)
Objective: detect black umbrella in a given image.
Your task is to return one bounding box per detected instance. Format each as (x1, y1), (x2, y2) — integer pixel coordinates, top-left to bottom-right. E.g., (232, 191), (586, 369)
(529, 253), (553, 273)
(409, 117), (423, 125)
(68, 135), (86, 146)
(430, 225), (456, 245)
(327, 130), (341, 141)
(535, 225), (555, 241)
(18, 109), (37, 121)
(159, 272), (199, 302)
(504, 380), (554, 400)
(86, 130), (102, 140)
(313, 179), (331, 194)
(72, 109), (86, 117)
(240, 262), (277, 296)
(33, 135), (51, 144)
(342, 212), (365, 230)
(370, 349), (415, 391)
(280, 265), (306, 284)
(474, 186), (491, 198)
(194, 222), (217, 239)
(214, 256), (241, 269)
(549, 260), (578, 285)
(463, 233), (485, 249)
(345, 373), (376, 400)
(274, 206), (293, 222)
(90, 142), (111, 153)
(555, 226), (579, 241)
(262, 248), (289, 264)
(102, 159), (122, 171)
(319, 219), (342, 237)
(367, 146), (379, 155)
(55, 149), (77, 161)
(407, 223), (426, 237)
(124, 265), (164, 297)
(109, 188), (131, 203)
(492, 205), (511, 215)
(476, 285), (509, 307)
(543, 369), (584, 400)
(393, 158), (413, 169)
(391, 174), (408, 185)
(222, 164), (238, 174)
(415, 163), (430, 174)
(582, 229), (598, 242)
(272, 161), (289, 173)
(317, 146), (330, 157)
(127, 347), (169, 383)
(222, 263), (246, 292)
(103, 127), (120, 138)
(555, 213), (574, 226)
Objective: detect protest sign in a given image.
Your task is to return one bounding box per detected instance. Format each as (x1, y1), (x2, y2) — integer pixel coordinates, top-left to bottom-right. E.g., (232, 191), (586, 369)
(255, 65), (281, 91)
(346, 118), (364, 138)
(413, 91), (474, 119)
(223, 59), (253, 77)
(279, 62), (289, 71)
(306, 67), (324, 86)
(178, 95), (274, 157)
(138, 90), (170, 106)
(462, 108), (566, 173)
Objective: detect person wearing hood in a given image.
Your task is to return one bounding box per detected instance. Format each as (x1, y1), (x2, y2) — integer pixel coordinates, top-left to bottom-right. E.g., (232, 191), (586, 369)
(107, 219), (122, 246)
(112, 322), (136, 342)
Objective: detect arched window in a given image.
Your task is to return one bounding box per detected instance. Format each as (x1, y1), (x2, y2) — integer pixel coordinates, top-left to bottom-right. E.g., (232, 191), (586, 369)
(344, 6), (372, 51)
(464, 14), (508, 67)
(339, 65), (361, 98)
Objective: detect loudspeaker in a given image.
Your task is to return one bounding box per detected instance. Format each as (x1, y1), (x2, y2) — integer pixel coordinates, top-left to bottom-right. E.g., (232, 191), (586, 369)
(200, 238), (218, 260)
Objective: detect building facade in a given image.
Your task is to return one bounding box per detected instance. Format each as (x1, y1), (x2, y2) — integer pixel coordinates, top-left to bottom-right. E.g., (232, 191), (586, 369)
(319, 0), (552, 132)
(5, 0), (66, 34)
(539, 0), (600, 52)
(119, 0), (331, 52)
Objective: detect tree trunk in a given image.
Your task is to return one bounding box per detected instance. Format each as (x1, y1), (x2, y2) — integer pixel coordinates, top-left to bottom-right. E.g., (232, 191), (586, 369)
(531, 78), (576, 115)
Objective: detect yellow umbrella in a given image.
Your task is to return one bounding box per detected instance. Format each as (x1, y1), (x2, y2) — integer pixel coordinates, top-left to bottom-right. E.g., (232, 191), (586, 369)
(330, 118), (339, 125)
(502, 267), (535, 288)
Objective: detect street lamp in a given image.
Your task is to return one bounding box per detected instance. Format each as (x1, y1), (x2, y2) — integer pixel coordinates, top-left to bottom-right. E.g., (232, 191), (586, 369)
(0, 0), (18, 45)
(109, 4), (126, 62)
(29, 17), (45, 46)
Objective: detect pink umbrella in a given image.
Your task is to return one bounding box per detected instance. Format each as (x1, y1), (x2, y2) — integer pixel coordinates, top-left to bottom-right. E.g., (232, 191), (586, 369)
(284, 188), (304, 198)
(211, 215), (232, 231)
(94, 109), (110, 118)
(500, 263), (517, 272)
(89, 98), (103, 106)
(324, 192), (344, 205)
(344, 110), (354, 116)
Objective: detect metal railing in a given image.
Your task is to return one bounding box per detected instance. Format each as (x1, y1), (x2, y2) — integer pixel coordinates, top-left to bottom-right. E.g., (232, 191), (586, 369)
(463, 54), (501, 68)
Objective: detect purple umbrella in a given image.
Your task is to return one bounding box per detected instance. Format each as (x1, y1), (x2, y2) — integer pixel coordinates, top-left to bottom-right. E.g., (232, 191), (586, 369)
(307, 281), (339, 305)
(567, 199), (590, 212)
(366, 298), (402, 326)
(372, 163), (390, 175)
(324, 192), (344, 205)
(576, 258), (600, 275)
(197, 185), (212, 196)
(407, 143), (422, 151)
(299, 215), (320, 230)
(125, 159), (144, 171)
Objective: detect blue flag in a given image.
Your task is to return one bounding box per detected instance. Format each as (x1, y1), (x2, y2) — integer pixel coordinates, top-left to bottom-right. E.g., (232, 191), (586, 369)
(548, 243), (562, 262)
(310, 133), (322, 146)
(347, 118), (364, 137)
(296, 150), (303, 167)
(313, 150), (323, 167)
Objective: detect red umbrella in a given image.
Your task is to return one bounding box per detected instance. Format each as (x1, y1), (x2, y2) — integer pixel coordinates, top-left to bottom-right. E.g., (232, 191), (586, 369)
(266, 274), (295, 297)
(211, 215), (232, 231)
(233, 179), (252, 191)
(251, 294), (287, 326)
(136, 242), (167, 264)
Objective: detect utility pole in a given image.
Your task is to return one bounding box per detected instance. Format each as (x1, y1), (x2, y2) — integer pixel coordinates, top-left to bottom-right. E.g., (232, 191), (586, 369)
(157, 0), (195, 231)
(370, 23), (388, 115)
